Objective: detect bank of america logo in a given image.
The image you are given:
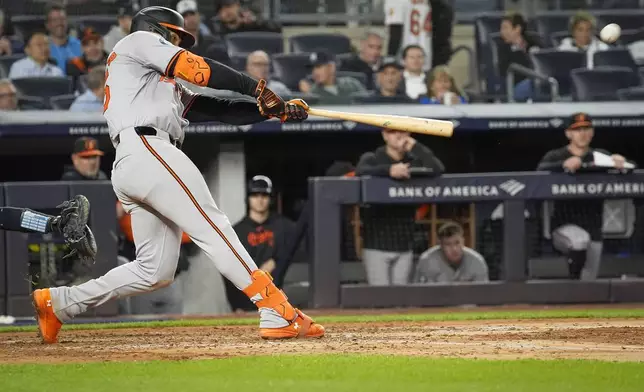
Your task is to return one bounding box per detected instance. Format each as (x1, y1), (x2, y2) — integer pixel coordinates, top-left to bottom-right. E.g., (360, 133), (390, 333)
(499, 179), (525, 196)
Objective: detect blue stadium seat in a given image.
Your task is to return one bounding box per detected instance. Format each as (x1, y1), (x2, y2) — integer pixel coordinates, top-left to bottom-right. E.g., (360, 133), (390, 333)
(12, 77), (74, 100)
(10, 15), (46, 41)
(0, 55), (25, 78)
(571, 66), (641, 101)
(530, 49), (586, 97)
(618, 27), (644, 45)
(224, 32), (283, 56)
(352, 95), (414, 104)
(534, 13), (573, 41)
(271, 53), (311, 91)
(593, 48), (639, 73)
(549, 31), (569, 47)
(596, 12), (644, 31)
(204, 43), (232, 67)
(229, 55), (247, 72)
(617, 86), (644, 100)
(17, 95), (47, 110)
(49, 94), (78, 110)
(289, 33), (352, 54)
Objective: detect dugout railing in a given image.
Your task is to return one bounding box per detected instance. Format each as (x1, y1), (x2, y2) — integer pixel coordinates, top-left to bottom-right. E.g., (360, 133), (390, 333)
(309, 172), (644, 309)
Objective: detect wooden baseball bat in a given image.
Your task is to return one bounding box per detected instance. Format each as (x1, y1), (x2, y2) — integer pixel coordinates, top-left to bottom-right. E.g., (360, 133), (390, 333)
(306, 107), (454, 137)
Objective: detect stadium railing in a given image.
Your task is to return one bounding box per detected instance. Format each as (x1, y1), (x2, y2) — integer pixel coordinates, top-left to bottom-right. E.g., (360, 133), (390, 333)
(309, 173), (644, 308)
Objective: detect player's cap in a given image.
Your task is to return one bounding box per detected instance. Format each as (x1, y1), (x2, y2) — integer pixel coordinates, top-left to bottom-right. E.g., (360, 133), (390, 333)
(567, 112), (593, 130)
(308, 51), (335, 68)
(215, 0), (239, 14)
(377, 57), (403, 72)
(81, 27), (102, 45)
(73, 137), (104, 157)
(248, 175), (273, 195)
(176, 0), (198, 16)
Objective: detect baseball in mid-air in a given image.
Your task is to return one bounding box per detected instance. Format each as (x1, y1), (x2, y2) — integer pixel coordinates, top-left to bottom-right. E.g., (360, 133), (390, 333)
(600, 23), (621, 43)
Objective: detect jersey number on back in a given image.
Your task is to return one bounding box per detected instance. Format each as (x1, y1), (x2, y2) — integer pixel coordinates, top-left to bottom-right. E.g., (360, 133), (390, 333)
(103, 52), (117, 113)
(410, 9), (432, 36)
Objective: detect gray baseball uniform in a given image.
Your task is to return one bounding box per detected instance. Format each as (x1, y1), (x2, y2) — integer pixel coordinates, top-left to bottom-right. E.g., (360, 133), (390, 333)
(415, 246), (489, 283)
(49, 31), (285, 327)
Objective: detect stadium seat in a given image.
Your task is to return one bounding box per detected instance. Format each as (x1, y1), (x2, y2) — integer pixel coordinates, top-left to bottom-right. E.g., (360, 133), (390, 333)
(352, 95), (414, 104)
(12, 77), (74, 100)
(534, 13), (574, 40)
(618, 27), (644, 45)
(229, 55), (247, 71)
(271, 53), (311, 91)
(593, 48), (639, 73)
(17, 95), (47, 110)
(74, 15), (117, 36)
(617, 86), (644, 100)
(204, 44), (232, 67)
(0, 55), (25, 78)
(49, 94), (78, 110)
(549, 31), (569, 47)
(596, 12), (644, 31)
(571, 66), (641, 101)
(530, 49), (586, 98)
(10, 15), (46, 41)
(289, 33), (352, 54)
(224, 32), (283, 56)
(336, 71), (367, 88)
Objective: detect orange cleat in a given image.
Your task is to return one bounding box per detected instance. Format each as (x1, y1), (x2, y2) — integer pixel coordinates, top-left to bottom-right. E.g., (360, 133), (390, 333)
(260, 309), (325, 340)
(32, 289), (62, 344)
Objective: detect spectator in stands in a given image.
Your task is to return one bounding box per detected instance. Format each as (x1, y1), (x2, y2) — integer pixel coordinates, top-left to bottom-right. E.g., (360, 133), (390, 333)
(104, 5), (134, 53)
(537, 112), (635, 280)
(306, 51), (366, 105)
(66, 28), (108, 79)
(226, 175), (296, 311)
(45, 4), (81, 73)
(558, 11), (609, 69)
(401, 45), (427, 100)
(415, 221), (489, 283)
(356, 129), (445, 286)
(69, 66), (105, 113)
(419, 65), (467, 105)
(0, 79), (17, 110)
(498, 12), (541, 102)
(176, 0), (218, 56)
(373, 57), (409, 100)
(213, 0), (281, 36)
(0, 9), (23, 55)
(385, 0), (454, 70)
(340, 31), (383, 90)
(8, 31), (64, 79)
(245, 50), (291, 97)
(61, 136), (108, 180)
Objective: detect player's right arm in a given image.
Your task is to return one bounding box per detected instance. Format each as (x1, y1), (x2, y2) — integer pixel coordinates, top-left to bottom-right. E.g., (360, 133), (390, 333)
(384, 0), (405, 56)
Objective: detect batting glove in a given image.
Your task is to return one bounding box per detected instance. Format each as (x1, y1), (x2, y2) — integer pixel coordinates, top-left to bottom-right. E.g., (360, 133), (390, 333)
(284, 99), (309, 122)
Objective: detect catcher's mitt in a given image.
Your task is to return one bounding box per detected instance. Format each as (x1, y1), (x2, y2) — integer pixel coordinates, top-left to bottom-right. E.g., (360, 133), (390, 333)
(51, 195), (98, 264)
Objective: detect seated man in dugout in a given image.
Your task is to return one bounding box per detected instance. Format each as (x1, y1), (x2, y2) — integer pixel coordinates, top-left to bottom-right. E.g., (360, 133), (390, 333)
(537, 112), (636, 280)
(415, 221), (489, 283)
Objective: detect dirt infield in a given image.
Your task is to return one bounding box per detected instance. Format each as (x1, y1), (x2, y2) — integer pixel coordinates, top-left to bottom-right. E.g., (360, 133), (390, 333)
(2, 318), (644, 364)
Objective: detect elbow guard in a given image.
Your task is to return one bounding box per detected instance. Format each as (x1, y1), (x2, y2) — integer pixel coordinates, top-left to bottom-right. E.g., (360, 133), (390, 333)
(171, 50), (211, 87)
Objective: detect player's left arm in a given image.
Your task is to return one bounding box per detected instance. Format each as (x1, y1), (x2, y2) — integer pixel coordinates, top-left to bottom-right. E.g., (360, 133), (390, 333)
(180, 86), (307, 124)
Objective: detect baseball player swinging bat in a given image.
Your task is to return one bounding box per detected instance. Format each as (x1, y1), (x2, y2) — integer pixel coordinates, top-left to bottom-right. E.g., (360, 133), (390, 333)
(305, 106), (454, 137)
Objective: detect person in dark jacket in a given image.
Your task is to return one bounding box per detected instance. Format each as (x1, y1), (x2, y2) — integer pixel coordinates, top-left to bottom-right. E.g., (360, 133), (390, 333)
(213, 0), (281, 37)
(61, 137), (108, 181)
(355, 129), (444, 286)
(339, 31), (384, 90)
(498, 12), (542, 101)
(537, 112), (635, 280)
(66, 27), (109, 92)
(225, 175), (296, 311)
(385, 0), (454, 70)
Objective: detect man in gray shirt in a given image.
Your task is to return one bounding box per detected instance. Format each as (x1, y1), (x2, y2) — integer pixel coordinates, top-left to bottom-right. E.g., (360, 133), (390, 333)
(415, 221), (489, 283)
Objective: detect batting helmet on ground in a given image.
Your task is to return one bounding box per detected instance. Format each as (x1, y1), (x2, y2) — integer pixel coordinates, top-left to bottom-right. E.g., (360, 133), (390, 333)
(131, 6), (195, 49)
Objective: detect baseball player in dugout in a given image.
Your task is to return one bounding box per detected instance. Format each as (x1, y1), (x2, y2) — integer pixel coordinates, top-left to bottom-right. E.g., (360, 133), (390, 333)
(226, 175), (296, 311)
(356, 129), (445, 285)
(61, 137), (109, 181)
(32, 6), (323, 344)
(537, 112), (636, 280)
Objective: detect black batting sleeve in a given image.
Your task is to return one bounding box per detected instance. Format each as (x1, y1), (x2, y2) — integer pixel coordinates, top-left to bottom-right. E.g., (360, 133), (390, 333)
(183, 95), (267, 125)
